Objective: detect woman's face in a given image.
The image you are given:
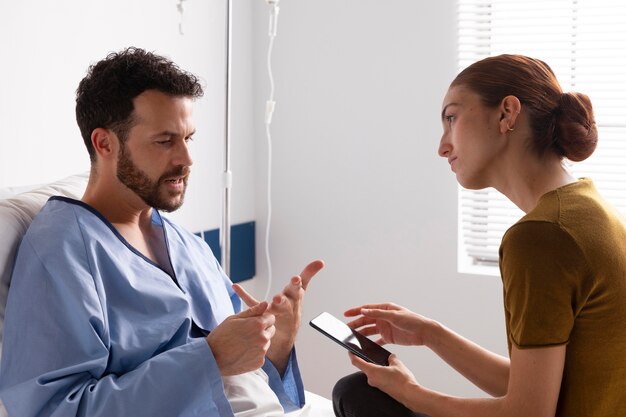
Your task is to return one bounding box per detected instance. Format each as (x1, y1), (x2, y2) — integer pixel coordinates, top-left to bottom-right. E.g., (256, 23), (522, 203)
(438, 85), (506, 190)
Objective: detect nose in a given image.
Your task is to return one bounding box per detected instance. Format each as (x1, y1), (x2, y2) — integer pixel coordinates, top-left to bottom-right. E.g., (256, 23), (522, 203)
(438, 133), (451, 158)
(175, 140), (193, 167)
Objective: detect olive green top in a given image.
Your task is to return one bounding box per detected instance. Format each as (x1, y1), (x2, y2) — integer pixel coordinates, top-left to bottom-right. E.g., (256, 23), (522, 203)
(500, 178), (626, 416)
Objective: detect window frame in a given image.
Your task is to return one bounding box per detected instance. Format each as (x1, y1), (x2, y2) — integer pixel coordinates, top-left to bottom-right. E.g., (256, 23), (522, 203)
(456, 0), (626, 275)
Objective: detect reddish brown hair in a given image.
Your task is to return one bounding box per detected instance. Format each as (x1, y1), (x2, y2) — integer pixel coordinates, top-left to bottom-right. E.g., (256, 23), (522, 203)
(451, 54), (597, 162)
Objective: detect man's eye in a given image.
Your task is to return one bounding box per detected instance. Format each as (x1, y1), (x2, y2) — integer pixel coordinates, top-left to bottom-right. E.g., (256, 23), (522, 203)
(445, 115), (455, 124)
(185, 136), (194, 143)
(157, 140), (172, 145)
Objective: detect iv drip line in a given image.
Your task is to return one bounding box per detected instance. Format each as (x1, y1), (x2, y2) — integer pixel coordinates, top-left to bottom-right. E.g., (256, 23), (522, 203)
(263, 0), (280, 301)
(177, 0), (187, 35)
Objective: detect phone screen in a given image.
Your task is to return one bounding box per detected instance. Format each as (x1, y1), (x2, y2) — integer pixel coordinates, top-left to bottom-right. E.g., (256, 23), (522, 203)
(309, 311), (391, 366)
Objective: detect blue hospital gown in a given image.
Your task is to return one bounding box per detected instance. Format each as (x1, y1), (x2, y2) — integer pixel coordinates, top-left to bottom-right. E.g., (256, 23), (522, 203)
(0, 197), (304, 416)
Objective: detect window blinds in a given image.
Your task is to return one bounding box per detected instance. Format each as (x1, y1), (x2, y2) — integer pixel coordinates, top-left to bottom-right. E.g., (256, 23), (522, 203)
(456, 0), (626, 271)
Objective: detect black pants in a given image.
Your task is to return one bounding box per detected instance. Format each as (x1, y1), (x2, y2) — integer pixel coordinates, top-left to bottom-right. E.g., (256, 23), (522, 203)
(332, 372), (430, 417)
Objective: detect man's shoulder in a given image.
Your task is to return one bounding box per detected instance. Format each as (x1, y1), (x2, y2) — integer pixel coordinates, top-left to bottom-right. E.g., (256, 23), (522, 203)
(30, 197), (88, 228)
(24, 197), (105, 253)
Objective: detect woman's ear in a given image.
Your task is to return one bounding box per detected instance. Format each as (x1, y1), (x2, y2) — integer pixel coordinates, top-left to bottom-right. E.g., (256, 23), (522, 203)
(91, 128), (118, 161)
(499, 95), (522, 134)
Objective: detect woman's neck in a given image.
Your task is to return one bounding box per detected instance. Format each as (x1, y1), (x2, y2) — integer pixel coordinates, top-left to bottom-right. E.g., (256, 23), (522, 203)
(494, 153), (577, 213)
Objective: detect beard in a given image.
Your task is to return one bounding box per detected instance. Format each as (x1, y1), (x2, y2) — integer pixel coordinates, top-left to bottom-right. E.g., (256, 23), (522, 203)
(116, 144), (189, 212)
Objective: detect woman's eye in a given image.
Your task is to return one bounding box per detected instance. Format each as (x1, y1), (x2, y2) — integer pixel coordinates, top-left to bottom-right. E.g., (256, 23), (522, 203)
(445, 115), (455, 124)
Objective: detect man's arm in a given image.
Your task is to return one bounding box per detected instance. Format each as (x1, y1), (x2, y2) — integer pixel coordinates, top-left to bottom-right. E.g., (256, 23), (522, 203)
(262, 349), (307, 412)
(0, 239), (237, 417)
(232, 259), (324, 410)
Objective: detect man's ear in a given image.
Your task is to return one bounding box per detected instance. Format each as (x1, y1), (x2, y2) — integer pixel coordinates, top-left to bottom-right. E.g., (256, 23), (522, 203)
(498, 95), (522, 134)
(91, 128), (118, 160)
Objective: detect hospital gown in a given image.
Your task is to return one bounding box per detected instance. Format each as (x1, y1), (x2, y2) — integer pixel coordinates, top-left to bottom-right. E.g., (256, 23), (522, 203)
(0, 197), (304, 416)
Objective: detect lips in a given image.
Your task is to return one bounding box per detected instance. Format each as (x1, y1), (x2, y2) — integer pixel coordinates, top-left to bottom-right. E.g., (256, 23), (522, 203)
(161, 166), (191, 183)
(162, 172), (189, 184)
(448, 156), (457, 171)
(165, 177), (184, 183)
(162, 175), (188, 192)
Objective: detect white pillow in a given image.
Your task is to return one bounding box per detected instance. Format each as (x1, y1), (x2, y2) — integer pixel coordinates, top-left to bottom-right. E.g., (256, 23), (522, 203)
(0, 173), (88, 417)
(0, 173), (88, 361)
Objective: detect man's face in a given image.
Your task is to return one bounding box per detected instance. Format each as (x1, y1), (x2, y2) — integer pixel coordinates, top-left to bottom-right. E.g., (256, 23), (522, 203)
(116, 90), (195, 212)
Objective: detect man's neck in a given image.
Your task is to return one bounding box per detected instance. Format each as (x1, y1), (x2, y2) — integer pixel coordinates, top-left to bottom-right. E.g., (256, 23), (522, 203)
(82, 172), (153, 229)
(82, 176), (173, 269)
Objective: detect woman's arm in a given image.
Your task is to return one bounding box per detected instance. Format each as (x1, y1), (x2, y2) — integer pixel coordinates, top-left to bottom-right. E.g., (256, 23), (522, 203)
(348, 305), (509, 395)
(426, 321), (510, 396)
(350, 344), (565, 417)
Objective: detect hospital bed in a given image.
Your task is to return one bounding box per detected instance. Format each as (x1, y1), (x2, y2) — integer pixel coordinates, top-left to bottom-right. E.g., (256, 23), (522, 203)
(0, 173), (332, 417)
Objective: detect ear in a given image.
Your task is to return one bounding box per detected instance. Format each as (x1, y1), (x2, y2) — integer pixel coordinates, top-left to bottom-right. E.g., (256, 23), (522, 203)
(498, 95), (522, 134)
(91, 128), (119, 161)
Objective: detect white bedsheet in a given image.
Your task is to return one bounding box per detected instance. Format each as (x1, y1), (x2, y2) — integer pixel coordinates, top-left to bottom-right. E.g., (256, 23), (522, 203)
(224, 369), (333, 417)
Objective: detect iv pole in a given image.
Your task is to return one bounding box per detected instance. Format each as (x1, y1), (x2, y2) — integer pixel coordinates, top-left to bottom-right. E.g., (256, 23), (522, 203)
(221, 0), (232, 276)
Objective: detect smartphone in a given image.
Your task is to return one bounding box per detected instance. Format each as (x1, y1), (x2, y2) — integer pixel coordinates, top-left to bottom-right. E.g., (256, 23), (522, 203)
(309, 311), (391, 366)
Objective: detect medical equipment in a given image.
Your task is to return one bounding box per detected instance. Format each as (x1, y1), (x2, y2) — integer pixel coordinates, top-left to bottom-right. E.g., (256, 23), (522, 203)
(220, 0), (280, 300)
(263, 0), (280, 300)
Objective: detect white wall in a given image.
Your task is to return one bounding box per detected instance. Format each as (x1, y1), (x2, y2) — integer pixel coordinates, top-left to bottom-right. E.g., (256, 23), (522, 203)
(1, 0), (510, 404)
(248, 0), (509, 399)
(0, 0), (257, 233)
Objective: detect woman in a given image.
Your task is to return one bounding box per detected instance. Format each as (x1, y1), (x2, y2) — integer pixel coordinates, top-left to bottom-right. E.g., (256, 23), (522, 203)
(332, 55), (626, 417)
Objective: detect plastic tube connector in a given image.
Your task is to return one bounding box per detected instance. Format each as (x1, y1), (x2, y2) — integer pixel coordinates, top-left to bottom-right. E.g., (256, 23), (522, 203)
(222, 170), (233, 188)
(265, 100), (276, 124)
(268, 5), (280, 37)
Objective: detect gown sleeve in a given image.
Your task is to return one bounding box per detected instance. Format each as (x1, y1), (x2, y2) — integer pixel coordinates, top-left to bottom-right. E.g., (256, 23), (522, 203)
(263, 349), (306, 412)
(0, 237), (235, 417)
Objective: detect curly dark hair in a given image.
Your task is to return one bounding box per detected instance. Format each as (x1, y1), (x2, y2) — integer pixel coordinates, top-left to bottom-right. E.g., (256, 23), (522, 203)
(75, 47), (204, 162)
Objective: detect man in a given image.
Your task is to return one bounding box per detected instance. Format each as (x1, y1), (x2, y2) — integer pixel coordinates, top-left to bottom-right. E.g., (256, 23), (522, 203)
(0, 47), (323, 416)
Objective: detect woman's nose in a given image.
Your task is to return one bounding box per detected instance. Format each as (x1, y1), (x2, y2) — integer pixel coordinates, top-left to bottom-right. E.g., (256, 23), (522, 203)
(438, 135), (451, 158)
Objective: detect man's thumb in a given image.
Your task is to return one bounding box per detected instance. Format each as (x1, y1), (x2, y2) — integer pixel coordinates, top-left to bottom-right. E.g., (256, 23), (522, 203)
(237, 300), (269, 318)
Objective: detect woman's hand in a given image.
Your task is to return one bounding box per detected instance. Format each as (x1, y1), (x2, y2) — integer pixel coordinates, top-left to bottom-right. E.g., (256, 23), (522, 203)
(350, 346), (565, 417)
(349, 353), (421, 410)
(344, 303), (435, 347)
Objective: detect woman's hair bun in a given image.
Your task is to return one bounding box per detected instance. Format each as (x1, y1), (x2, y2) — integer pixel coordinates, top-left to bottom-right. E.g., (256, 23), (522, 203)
(554, 92), (598, 162)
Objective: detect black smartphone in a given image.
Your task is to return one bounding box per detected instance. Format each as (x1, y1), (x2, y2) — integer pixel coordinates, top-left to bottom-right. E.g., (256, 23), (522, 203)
(309, 311), (391, 366)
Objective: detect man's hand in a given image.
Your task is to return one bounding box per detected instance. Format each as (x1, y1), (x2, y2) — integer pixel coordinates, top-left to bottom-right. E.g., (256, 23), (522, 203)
(205, 301), (276, 376)
(233, 259), (324, 374)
